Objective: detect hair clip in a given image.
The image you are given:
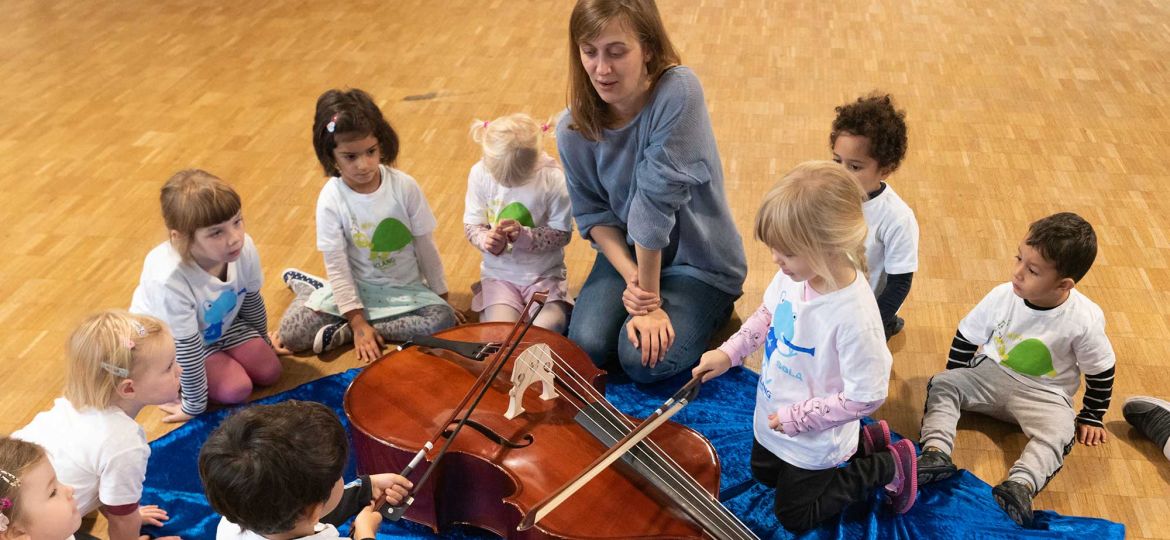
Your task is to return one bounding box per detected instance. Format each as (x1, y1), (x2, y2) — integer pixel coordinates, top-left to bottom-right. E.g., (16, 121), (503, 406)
(483, 120), (490, 128)
(0, 470), (18, 489)
(327, 113), (338, 134)
(101, 361), (130, 378)
(541, 123), (550, 132)
(130, 320), (147, 337)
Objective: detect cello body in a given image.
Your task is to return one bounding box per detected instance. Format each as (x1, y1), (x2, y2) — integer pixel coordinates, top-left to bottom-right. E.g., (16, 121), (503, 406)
(344, 323), (725, 539)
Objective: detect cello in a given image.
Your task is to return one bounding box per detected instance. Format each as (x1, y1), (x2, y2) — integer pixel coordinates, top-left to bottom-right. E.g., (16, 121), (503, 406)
(343, 299), (758, 539)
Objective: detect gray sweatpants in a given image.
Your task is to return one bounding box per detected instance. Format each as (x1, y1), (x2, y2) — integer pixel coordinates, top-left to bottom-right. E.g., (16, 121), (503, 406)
(920, 355), (1076, 493)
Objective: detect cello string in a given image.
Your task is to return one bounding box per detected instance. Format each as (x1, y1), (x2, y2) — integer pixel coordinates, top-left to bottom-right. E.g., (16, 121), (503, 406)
(512, 350), (754, 540)
(537, 354), (753, 540)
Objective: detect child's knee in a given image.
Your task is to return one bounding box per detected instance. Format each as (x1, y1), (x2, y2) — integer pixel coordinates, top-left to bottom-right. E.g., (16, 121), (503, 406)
(210, 378), (254, 405)
(775, 504), (818, 533)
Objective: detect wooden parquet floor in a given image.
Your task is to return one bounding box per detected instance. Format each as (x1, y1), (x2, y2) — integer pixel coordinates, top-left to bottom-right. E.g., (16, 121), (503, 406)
(1, 0), (1168, 537)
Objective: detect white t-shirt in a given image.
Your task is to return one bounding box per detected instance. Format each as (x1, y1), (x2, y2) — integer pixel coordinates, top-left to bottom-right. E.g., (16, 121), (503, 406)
(958, 283), (1116, 400)
(130, 235), (264, 343)
(754, 270), (892, 470)
(463, 155), (572, 284)
(863, 184), (919, 292)
(316, 165), (437, 288)
(12, 398), (149, 515)
(217, 519), (343, 539)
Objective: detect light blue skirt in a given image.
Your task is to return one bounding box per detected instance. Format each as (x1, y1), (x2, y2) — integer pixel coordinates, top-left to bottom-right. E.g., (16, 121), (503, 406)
(305, 281), (445, 320)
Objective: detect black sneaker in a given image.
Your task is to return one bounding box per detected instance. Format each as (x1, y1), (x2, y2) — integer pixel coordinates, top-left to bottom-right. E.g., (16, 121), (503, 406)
(884, 316), (905, 340)
(1123, 396), (1170, 449)
(992, 479), (1035, 528)
(917, 447), (957, 484)
(312, 321), (352, 354)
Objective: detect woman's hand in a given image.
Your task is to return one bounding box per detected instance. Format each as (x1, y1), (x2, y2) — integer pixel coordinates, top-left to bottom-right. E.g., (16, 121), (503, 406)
(267, 330), (292, 355)
(622, 278), (661, 316)
(352, 319), (385, 364)
(159, 402), (194, 424)
(692, 350), (731, 382)
(625, 308), (675, 367)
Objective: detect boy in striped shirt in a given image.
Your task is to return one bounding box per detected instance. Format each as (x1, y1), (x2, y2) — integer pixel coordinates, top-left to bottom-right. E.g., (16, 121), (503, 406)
(917, 212), (1115, 528)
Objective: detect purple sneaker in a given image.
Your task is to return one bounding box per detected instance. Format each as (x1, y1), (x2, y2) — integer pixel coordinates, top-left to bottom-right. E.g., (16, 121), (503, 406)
(885, 439), (918, 514)
(861, 420), (892, 457)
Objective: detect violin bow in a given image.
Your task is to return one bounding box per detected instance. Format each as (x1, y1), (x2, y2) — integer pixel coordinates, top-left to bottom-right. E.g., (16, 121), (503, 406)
(379, 292), (549, 521)
(516, 374), (704, 531)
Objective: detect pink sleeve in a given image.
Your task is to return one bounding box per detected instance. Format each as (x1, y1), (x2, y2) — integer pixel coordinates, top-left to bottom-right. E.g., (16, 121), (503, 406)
(323, 249), (363, 315)
(716, 303), (772, 367)
(774, 393), (884, 435)
(512, 226), (571, 252)
(464, 223), (497, 254)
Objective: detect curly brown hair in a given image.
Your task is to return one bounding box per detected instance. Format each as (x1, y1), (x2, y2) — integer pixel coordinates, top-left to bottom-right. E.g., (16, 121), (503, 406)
(830, 93), (908, 173)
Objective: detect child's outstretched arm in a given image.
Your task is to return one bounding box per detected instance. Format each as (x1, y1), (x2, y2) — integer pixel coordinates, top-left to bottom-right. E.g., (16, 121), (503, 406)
(693, 303), (773, 382)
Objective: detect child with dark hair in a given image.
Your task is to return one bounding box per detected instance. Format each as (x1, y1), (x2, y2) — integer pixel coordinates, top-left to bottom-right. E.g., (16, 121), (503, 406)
(199, 400), (412, 540)
(830, 93), (918, 339)
(274, 88), (462, 362)
(917, 212), (1116, 528)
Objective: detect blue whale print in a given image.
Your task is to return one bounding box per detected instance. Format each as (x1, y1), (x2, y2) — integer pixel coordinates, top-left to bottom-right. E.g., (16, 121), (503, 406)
(201, 289), (242, 343)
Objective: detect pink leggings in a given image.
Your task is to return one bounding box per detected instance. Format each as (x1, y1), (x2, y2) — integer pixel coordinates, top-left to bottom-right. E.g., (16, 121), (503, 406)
(205, 337), (282, 405)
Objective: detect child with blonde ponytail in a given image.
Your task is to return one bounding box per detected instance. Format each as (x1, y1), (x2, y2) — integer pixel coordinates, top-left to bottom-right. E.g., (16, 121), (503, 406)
(463, 113), (573, 332)
(693, 161), (914, 532)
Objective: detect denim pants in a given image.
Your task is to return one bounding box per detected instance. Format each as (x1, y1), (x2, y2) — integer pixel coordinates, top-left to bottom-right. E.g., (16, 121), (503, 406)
(567, 252), (736, 383)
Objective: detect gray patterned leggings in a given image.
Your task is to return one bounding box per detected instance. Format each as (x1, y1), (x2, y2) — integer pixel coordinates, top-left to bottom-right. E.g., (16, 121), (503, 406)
(277, 288), (458, 353)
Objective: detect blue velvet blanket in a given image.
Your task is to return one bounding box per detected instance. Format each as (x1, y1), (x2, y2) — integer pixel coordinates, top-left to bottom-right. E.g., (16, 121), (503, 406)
(142, 367), (1124, 539)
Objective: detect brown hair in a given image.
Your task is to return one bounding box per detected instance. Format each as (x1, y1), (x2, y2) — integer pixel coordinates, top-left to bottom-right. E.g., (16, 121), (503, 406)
(312, 88), (399, 176)
(160, 169), (242, 262)
(199, 400), (348, 536)
(755, 161), (868, 290)
(64, 310), (169, 410)
(0, 437), (47, 530)
(566, 0), (681, 141)
(1025, 212), (1097, 282)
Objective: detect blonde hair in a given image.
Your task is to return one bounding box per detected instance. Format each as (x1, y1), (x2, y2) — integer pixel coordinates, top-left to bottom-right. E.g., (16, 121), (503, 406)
(160, 169), (242, 262)
(64, 310), (169, 410)
(755, 161), (868, 290)
(470, 114), (550, 187)
(0, 437), (47, 531)
(567, 0), (681, 141)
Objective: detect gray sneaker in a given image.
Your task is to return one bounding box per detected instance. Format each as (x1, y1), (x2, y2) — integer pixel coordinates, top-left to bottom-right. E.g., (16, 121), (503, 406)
(917, 447), (958, 485)
(313, 321), (352, 354)
(992, 479), (1035, 528)
(1124, 396), (1170, 449)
